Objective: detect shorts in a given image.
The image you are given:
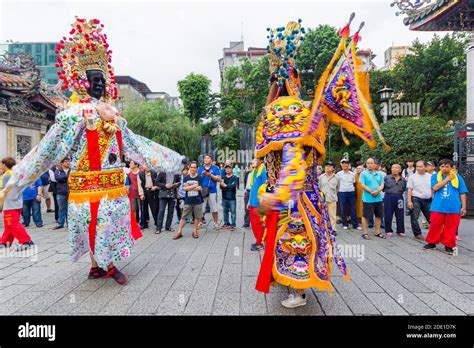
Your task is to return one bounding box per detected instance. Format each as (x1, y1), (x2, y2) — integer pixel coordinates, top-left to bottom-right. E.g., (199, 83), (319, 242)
(202, 192), (218, 213)
(42, 185), (50, 200)
(363, 201), (384, 219)
(182, 204), (203, 220)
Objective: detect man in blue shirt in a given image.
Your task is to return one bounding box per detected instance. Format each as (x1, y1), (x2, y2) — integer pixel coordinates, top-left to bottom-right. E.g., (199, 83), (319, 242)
(198, 154), (221, 229)
(22, 178), (43, 227)
(424, 159), (468, 255)
(248, 157), (267, 251)
(359, 158), (386, 240)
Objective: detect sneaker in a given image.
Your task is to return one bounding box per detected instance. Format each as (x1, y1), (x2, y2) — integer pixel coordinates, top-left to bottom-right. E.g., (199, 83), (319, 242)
(186, 218), (191, 223)
(456, 236), (462, 241)
(52, 225), (64, 230)
(88, 267), (107, 279)
(242, 224), (250, 228)
(397, 232), (406, 237)
(155, 228), (162, 234)
(36, 224), (43, 228)
(342, 226), (348, 230)
(22, 224), (29, 227)
(176, 219), (181, 224)
(16, 240), (34, 252)
(423, 243), (436, 250)
(212, 222), (220, 230)
(386, 232), (393, 237)
(229, 226), (236, 232)
(106, 266), (129, 285)
(355, 226), (362, 230)
(222, 224), (230, 229)
(415, 234), (424, 241)
(250, 244), (264, 251)
(281, 293), (307, 308)
(333, 231), (338, 236)
(165, 227), (174, 232)
(445, 246), (454, 255)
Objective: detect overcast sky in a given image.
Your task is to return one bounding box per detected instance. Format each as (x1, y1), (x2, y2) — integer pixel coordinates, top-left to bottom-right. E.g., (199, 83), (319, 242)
(1, 0), (437, 95)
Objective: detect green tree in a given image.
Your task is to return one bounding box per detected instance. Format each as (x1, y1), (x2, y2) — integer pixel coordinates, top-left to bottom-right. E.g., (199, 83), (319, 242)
(358, 117), (453, 168)
(221, 56), (270, 125)
(124, 100), (202, 159)
(298, 24), (340, 98)
(177, 73), (212, 124)
(214, 125), (241, 151)
(391, 33), (468, 120)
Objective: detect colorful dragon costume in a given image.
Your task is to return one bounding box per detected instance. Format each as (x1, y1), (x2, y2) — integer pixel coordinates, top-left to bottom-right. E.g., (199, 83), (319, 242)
(0, 17), (184, 268)
(255, 15), (388, 293)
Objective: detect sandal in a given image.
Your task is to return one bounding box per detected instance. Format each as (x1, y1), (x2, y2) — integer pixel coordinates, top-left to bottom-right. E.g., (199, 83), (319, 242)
(173, 233), (183, 240)
(374, 233), (386, 239)
(362, 234), (370, 240)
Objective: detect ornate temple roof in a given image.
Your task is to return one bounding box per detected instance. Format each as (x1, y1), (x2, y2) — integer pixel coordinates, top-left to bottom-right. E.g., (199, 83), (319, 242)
(0, 51), (67, 122)
(402, 0), (473, 31)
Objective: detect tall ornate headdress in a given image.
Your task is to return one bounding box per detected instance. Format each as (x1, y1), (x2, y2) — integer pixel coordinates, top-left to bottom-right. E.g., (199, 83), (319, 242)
(55, 17), (117, 103)
(266, 19), (305, 89)
(266, 20), (305, 100)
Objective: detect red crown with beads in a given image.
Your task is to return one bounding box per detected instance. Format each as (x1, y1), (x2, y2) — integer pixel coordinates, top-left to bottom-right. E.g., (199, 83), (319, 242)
(56, 17), (118, 103)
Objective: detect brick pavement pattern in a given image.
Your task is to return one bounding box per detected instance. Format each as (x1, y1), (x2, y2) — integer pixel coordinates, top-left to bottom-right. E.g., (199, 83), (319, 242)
(1, 188), (473, 315)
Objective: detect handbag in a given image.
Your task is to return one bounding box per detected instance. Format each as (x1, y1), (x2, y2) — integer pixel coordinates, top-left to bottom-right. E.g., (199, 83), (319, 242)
(201, 176), (211, 198)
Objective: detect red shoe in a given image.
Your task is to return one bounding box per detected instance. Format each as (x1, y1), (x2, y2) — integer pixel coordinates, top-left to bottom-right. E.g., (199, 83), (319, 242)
(88, 267), (107, 279)
(106, 266), (129, 285)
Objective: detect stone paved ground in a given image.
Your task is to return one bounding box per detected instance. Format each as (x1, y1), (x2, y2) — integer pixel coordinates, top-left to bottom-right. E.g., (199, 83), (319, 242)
(0, 188), (473, 315)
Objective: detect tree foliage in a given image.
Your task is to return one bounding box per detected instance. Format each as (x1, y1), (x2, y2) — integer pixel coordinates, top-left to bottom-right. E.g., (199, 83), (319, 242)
(214, 125), (241, 151)
(177, 73), (212, 124)
(358, 117), (453, 167)
(298, 25), (340, 98)
(221, 56), (270, 125)
(393, 33), (468, 120)
(124, 100), (202, 160)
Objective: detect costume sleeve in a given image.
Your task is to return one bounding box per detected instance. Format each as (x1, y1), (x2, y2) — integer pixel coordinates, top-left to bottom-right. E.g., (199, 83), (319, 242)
(6, 108), (83, 191)
(120, 118), (184, 174)
(269, 142), (307, 209)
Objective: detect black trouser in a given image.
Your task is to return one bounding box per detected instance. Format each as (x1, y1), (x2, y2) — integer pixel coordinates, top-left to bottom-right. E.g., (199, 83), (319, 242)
(53, 193), (59, 222)
(157, 197), (175, 230)
(142, 190), (159, 227)
(176, 198), (183, 221)
(243, 189), (250, 226)
(410, 197), (431, 236)
(383, 193), (404, 233)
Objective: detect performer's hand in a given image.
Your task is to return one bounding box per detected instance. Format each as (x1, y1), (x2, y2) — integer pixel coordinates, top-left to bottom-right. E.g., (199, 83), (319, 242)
(36, 195), (42, 202)
(461, 207), (467, 216)
(140, 195), (145, 201)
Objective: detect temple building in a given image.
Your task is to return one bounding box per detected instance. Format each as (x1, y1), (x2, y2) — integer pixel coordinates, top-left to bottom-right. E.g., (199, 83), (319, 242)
(393, 0), (474, 215)
(0, 51), (66, 160)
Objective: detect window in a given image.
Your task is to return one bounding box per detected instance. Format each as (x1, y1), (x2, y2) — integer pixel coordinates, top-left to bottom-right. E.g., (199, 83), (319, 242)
(16, 135), (32, 159)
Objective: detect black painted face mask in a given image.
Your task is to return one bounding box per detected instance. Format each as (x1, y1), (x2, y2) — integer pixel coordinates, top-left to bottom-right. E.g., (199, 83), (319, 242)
(86, 70), (106, 100)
